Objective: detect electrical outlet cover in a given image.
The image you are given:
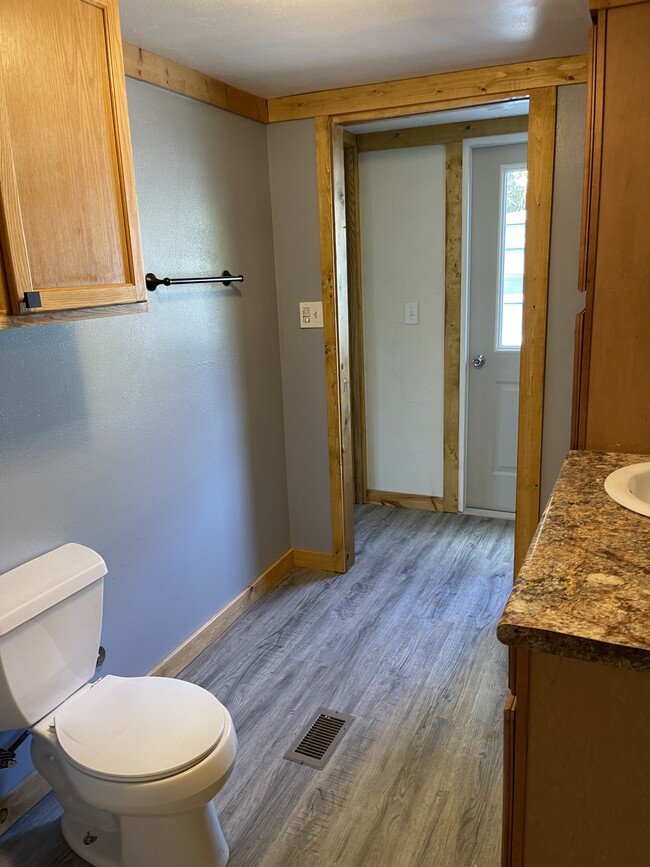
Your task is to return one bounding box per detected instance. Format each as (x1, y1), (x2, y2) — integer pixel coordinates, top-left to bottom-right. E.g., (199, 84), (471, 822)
(299, 301), (323, 328)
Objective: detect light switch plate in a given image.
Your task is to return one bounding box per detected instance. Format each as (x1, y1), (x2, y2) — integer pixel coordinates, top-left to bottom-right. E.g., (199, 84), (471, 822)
(299, 301), (323, 328)
(404, 302), (419, 324)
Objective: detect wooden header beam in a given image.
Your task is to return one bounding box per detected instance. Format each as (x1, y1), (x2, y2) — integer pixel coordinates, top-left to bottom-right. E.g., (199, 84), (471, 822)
(267, 55), (587, 122)
(122, 43), (269, 124)
(355, 114), (529, 152)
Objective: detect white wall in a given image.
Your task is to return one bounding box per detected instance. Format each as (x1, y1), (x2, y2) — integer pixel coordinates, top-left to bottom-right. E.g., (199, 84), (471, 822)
(359, 146), (446, 495)
(0, 79), (290, 795)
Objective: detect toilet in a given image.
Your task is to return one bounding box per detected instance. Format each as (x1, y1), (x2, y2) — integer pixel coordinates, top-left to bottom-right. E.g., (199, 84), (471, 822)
(0, 543), (237, 867)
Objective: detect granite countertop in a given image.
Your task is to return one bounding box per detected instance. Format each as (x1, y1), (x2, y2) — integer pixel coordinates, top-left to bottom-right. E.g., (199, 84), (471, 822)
(497, 450), (650, 671)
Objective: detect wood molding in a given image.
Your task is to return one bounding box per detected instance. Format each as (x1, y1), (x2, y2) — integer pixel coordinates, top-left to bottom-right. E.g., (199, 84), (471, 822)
(315, 118), (355, 573)
(292, 549), (340, 571)
(443, 141), (463, 513)
(590, 0), (648, 11)
(122, 43), (269, 123)
(513, 87), (557, 577)
(267, 56), (587, 122)
(366, 490), (444, 512)
(501, 692), (517, 867)
(0, 302), (148, 330)
(152, 549), (295, 678)
(356, 114), (529, 153)
(0, 770), (51, 838)
(343, 138), (368, 505)
(570, 309), (586, 448)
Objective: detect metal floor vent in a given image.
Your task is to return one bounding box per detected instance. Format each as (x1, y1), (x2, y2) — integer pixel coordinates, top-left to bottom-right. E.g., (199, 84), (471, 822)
(284, 708), (354, 770)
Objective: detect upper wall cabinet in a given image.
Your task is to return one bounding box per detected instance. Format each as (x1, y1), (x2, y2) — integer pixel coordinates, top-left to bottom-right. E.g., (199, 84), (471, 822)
(0, 0), (145, 326)
(573, 0), (650, 453)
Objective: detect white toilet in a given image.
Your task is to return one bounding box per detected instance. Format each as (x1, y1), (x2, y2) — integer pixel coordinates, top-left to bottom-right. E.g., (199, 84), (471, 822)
(0, 543), (237, 867)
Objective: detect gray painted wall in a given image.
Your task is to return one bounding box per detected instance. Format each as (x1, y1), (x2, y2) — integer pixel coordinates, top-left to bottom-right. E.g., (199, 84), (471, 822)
(541, 83), (587, 505)
(267, 120), (333, 552)
(0, 79), (289, 794)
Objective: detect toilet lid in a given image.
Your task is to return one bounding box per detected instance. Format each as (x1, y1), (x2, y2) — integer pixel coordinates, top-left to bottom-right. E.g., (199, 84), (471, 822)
(55, 675), (227, 782)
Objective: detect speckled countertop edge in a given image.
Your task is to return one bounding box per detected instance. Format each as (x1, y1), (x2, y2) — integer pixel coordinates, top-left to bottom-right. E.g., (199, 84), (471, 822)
(497, 450), (650, 672)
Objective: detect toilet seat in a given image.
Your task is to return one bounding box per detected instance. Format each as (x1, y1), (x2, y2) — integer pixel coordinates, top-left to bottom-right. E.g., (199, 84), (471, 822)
(55, 675), (226, 783)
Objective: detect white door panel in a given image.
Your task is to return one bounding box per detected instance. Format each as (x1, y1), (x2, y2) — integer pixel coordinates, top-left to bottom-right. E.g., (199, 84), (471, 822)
(466, 142), (527, 512)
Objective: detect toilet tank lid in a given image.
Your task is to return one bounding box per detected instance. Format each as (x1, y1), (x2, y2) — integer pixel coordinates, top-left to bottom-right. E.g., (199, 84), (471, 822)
(0, 544), (106, 637)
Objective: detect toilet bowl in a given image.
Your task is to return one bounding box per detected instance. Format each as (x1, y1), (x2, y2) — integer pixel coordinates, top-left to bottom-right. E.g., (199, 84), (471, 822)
(0, 544), (237, 867)
(31, 676), (237, 867)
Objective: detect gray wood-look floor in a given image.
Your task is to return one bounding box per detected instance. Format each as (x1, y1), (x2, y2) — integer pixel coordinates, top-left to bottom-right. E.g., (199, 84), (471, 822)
(0, 506), (513, 867)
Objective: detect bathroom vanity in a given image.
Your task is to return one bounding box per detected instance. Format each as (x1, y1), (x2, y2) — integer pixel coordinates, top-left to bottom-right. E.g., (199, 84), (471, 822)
(498, 450), (650, 867)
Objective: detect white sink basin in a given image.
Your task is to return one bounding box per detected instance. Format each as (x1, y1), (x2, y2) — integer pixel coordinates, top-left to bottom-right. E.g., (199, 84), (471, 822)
(604, 462), (650, 517)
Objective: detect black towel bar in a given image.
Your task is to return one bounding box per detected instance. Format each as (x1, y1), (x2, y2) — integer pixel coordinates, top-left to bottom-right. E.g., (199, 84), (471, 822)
(145, 271), (244, 292)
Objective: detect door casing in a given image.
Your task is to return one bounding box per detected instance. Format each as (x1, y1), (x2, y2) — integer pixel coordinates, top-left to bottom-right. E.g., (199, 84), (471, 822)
(317, 87), (558, 579)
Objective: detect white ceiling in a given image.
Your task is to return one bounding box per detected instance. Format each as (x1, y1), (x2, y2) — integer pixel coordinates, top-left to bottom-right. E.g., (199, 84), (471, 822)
(118, 0), (591, 100)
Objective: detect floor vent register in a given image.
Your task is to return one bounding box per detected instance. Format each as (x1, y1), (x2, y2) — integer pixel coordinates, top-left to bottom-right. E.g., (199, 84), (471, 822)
(284, 708), (354, 770)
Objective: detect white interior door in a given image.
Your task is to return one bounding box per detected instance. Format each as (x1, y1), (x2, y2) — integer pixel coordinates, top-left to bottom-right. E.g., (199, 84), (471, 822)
(466, 142), (528, 513)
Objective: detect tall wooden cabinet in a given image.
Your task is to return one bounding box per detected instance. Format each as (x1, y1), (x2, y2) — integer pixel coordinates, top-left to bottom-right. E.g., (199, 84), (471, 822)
(0, 0), (145, 327)
(573, 0), (650, 452)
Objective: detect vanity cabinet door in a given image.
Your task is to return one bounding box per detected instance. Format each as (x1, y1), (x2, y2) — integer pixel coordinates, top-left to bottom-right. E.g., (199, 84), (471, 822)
(0, 0), (145, 320)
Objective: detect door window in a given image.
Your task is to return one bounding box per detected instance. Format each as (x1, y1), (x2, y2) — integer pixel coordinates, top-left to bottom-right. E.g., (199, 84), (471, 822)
(496, 166), (527, 350)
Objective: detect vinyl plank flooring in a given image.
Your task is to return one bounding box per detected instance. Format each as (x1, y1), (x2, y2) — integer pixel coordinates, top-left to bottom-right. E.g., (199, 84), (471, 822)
(0, 507), (512, 867)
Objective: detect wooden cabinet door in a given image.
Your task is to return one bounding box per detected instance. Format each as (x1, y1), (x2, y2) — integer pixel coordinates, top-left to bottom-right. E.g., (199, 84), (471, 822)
(0, 0), (145, 316)
(576, 2), (650, 452)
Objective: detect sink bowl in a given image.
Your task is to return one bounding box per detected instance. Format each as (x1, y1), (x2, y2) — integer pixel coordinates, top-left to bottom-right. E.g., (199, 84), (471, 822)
(604, 462), (650, 517)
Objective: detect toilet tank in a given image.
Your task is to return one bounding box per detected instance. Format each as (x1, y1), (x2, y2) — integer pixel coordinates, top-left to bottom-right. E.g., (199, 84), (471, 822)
(0, 544), (106, 730)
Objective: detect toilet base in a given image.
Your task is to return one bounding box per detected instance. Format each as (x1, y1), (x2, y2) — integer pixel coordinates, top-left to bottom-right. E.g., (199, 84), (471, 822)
(62, 802), (229, 867)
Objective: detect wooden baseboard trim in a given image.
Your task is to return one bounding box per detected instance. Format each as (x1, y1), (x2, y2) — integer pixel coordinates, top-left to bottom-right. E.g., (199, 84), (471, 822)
(0, 548), (295, 835)
(0, 769), (51, 837)
(366, 489), (444, 512)
(292, 549), (340, 571)
(151, 549), (294, 678)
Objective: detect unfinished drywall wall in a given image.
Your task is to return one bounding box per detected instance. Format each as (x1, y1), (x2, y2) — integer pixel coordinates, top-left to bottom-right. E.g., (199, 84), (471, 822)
(0, 79), (289, 796)
(359, 145), (446, 496)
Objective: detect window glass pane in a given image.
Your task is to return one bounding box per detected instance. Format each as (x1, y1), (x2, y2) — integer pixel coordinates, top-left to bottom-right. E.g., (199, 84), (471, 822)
(498, 167), (527, 349)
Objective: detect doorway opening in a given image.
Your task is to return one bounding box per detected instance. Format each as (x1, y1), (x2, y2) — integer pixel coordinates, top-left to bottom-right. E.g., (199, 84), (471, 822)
(315, 87), (557, 576)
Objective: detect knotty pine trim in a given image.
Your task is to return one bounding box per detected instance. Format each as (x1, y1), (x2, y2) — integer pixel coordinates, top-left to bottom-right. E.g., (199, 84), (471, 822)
(513, 87), (557, 578)
(292, 549), (340, 570)
(366, 490), (444, 512)
(122, 43), (269, 123)
(356, 114), (529, 153)
(267, 55), (587, 122)
(343, 138), (368, 505)
(315, 118), (355, 573)
(443, 141), (463, 513)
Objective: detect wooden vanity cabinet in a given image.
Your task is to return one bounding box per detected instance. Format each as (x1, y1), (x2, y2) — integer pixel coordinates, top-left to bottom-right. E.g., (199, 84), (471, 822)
(573, 0), (650, 452)
(504, 651), (650, 867)
(0, 0), (146, 327)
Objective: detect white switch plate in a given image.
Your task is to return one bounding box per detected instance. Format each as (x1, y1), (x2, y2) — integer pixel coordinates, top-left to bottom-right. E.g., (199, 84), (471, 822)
(404, 302), (419, 324)
(299, 301), (323, 328)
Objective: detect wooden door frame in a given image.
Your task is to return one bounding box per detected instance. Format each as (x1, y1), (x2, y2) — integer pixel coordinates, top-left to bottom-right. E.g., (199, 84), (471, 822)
(316, 84), (560, 576)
